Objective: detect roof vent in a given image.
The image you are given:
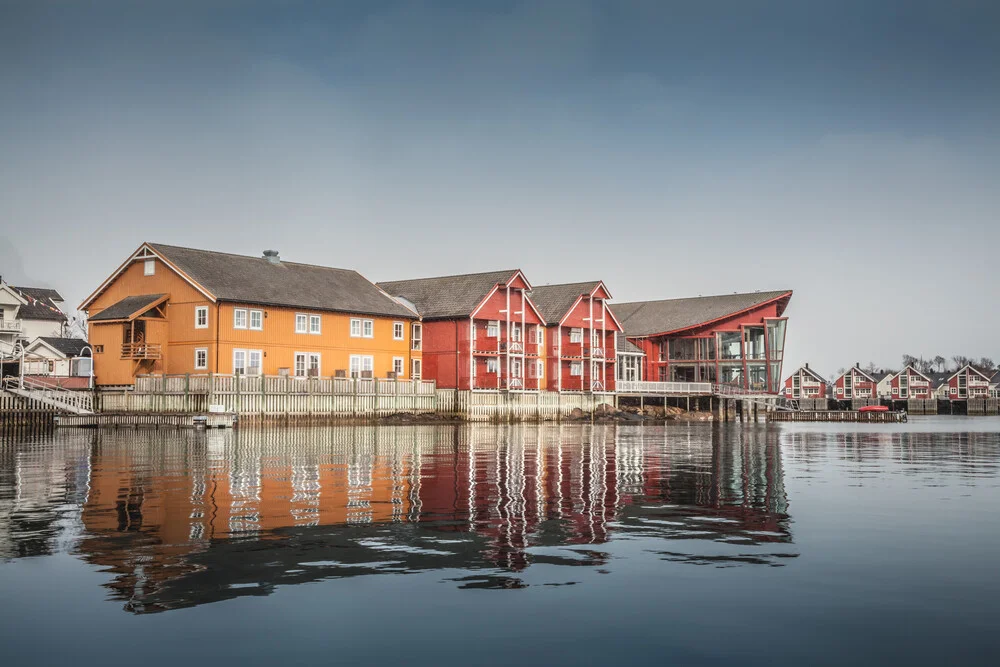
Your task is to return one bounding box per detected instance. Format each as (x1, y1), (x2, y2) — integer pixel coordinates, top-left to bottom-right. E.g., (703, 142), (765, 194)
(263, 250), (280, 265)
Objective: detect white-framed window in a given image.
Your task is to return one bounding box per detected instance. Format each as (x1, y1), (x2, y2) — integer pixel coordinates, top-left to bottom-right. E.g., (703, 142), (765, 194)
(486, 320), (500, 338)
(294, 352), (322, 377)
(295, 313), (308, 333)
(393, 357), (405, 378)
(144, 259), (155, 276)
(194, 348), (208, 370)
(570, 328), (583, 344)
(486, 357), (499, 374)
(309, 315), (321, 334)
(511, 324), (522, 342)
(570, 361), (583, 376)
(951, 387), (957, 395)
(248, 350), (262, 375)
(535, 327), (544, 345)
(195, 306), (208, 329)
(233, 308), (248, 329)
(250, 310), (263, 331)
(411, 323), (422, 350)
(349, 354), (374, 378)
(892, 387), (899, 395)
(536, 360), (544, 378)
(411, 358), (422, 380)
(233, 349), (262, 374)
(350, 318), (373, 338)
(393, 322), (405, 340)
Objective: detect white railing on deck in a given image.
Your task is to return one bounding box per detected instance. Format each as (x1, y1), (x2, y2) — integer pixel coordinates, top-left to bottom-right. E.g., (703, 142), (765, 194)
(0, 319), (22, 333)
(616, 380), (713, 395)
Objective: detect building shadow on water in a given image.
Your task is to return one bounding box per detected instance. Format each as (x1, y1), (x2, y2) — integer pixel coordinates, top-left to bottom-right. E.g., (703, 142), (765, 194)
(3, 423), (794, 613)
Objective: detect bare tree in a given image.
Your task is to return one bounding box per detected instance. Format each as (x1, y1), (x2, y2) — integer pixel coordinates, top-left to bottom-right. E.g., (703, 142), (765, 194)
(863, 361), (879, 375)
(952, 355), (970, 370)
(933, 356), (946, 373)
(901, 354), (918, 369)
(917, 357), (935, 374)
(978, 357), (996, 373)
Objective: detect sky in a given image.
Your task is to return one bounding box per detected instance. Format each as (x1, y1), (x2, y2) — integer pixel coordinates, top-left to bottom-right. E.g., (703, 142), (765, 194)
(1, 0), (999, 380)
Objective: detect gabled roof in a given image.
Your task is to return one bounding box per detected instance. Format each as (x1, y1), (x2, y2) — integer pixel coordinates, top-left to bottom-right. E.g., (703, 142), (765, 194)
(14, 286), (63, 303)
(927, 372), (951, 389)
(793, 365), (828, 385)
(616, 332), (643, 355)
(90, 294), (168, 322)
(611, 290), (792, 337)
(900, 365), (933, 383)
(529, 282), (602, 324)
(948, 364), (992, 382)
(528, 281), (622, 330)
(378, 270), (530, 320)
(9, 285), (67, 322)
(27, 337), (89, 358)
(872, 371), (894, 382)
(82, 243), (416, 319)
(837, 365), (877, 384)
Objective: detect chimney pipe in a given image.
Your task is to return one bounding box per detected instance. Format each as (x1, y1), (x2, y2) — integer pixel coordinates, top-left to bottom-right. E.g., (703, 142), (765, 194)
(262, 250), (280, 265)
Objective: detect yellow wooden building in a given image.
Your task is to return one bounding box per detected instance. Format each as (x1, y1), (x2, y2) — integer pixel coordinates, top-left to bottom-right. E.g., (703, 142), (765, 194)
(80, 243), (422, 387)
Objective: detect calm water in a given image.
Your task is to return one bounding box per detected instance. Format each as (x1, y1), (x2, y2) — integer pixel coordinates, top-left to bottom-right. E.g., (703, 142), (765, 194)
(1, 419), (999, 666)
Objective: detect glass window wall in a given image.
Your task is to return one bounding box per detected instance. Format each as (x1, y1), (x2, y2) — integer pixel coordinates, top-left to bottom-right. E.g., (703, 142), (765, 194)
(766, 319), (786, 361)
(718, 332), (742, 360)
(719, 363), (743, 386)
(668, 338), (697, 361)
(744, 327), (766, 360)
(747, 363), (767, 391)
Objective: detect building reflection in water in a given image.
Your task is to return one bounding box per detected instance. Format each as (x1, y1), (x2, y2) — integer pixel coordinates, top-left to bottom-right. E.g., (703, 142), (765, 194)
(1, 423), (793, 613)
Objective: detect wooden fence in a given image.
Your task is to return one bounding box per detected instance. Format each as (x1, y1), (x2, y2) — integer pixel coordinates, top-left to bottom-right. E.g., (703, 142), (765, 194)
(100, 374), (439, 420)
(0, 390), (56, 434)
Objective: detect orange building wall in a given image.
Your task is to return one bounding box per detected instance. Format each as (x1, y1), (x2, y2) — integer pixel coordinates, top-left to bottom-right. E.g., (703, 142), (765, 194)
(87, 254), (421, 385)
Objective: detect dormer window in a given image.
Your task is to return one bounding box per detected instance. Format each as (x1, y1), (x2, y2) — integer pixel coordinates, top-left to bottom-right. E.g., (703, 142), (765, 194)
(144, 260), (155, 276)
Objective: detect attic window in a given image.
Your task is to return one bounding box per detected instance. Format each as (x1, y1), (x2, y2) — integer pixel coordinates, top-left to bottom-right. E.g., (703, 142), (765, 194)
(144, 260), (155, 276)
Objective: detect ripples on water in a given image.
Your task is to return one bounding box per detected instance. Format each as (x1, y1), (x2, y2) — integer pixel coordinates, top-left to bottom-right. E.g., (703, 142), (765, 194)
(1, 420), (999, 665)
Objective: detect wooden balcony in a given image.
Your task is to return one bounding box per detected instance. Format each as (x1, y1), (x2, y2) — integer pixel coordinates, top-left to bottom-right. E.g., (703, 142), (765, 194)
(121, 343), (162, 360)
(0, 319), (21, 333)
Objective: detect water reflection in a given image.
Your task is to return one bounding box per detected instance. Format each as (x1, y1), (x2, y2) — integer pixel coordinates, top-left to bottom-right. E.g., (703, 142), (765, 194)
(0, 424), (795, 613)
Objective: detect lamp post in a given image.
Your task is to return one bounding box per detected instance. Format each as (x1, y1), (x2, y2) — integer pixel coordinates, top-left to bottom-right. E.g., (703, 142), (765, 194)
(80, 345), (94, 391)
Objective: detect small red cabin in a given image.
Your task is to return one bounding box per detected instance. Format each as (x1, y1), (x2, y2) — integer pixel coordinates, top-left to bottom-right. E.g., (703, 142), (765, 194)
(889, 365), (934, 399)
(944, 364), (991, 400)
(833, 364), (879, 400)
(783, 364), (827, 399)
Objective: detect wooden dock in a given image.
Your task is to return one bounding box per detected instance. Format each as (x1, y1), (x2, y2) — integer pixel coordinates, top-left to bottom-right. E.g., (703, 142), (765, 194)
(55, 412), (237, 429)
(0, 390), (56, 435)
(768, 410), (907, 423)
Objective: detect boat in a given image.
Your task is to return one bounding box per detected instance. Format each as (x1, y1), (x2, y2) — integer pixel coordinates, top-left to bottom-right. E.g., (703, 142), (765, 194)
(859, 405), (890, 413)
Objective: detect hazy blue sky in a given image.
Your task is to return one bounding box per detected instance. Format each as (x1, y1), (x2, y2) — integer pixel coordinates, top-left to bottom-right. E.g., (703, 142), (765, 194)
(2, 0), (999, 378)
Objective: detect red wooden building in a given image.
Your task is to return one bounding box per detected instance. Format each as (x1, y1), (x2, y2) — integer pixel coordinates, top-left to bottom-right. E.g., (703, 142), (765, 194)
(378, 270), (546, 391)
(610, 290), (792, 392)
(888, 365), (934, 399)
(529, 281), (623, 392)
(944, 364), (991, 400)
(782, 364), (827, 399)
(833, 364), (879, 400)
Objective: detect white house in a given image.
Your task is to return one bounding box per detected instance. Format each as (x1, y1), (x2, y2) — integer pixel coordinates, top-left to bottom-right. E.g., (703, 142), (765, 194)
(0, 280), (68, 357)
(875, 372), (895, 399)
(22, 337), (92, 388)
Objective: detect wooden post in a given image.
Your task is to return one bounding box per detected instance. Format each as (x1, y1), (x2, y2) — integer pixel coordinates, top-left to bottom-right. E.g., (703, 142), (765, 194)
(184, 373), (190, 413)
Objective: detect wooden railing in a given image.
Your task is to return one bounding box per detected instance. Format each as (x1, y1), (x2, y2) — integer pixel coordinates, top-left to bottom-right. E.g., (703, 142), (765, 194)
(0, 319), (22, 333)
(121, 343), (162, 360)
(616, 381), (713, 395)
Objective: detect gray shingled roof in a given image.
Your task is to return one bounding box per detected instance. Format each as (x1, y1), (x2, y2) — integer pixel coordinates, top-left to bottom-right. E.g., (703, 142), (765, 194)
(616, 332), (643, 355)
(611, 290), (792, 337)
(796, 365), (828, 385)
(377, 270), (520, 320)
(10, 286), (67, 322)
(90, 294), (167, 322)
(148, 244), (415, 319)
(528, 282), (601, 325)
(32, 337), (89, 357)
